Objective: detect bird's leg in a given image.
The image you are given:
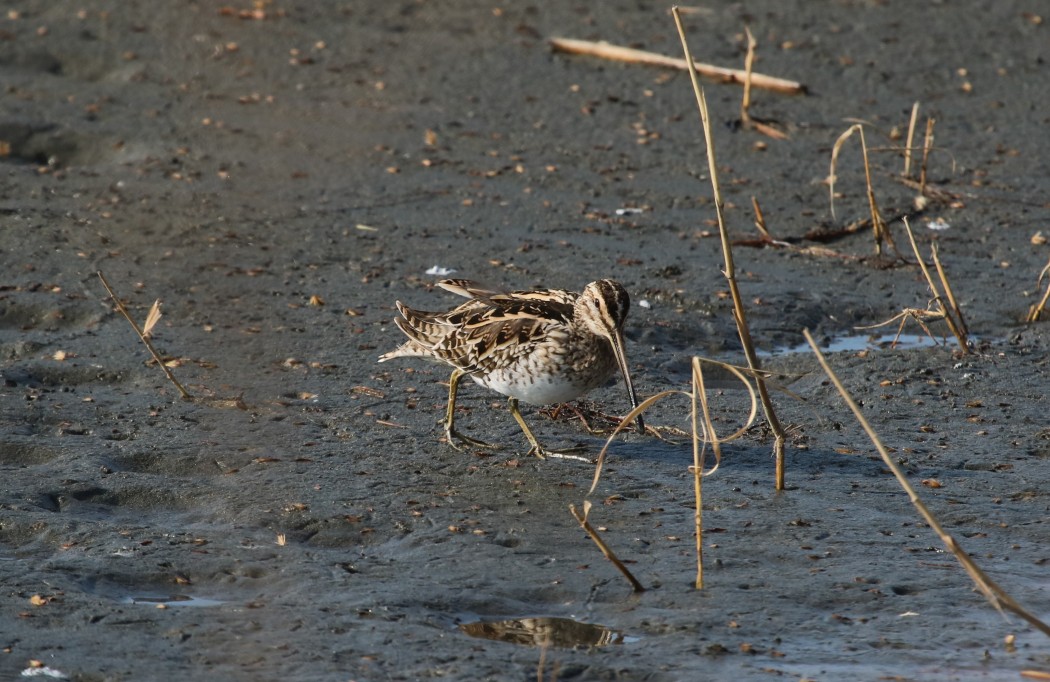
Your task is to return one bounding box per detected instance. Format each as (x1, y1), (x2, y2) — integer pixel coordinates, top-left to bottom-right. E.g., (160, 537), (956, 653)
(443, 368), (497, 450)
(508, 398), (589, 461)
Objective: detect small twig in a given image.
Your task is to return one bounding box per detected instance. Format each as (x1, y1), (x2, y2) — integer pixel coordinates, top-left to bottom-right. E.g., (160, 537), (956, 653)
(740, 26), (756, 126)
(897, 177), (962, 204)
(548, 37), (806, 94)
(902, 101), (919, 178)
(569, 502), (645, 593)
(804, 329), (1050, 639)
(98, 271), (194, 401)
(751, 196), (770, 239)
(920, 117), (936, 194)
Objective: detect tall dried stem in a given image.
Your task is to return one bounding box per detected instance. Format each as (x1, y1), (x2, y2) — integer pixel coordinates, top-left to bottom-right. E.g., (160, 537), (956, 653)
(672, 6), (787, 489)
(804, 329), (1050, 638)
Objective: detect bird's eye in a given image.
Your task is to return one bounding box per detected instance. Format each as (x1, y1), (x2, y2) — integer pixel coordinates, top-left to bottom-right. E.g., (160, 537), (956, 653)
(593, 300), (601, 308)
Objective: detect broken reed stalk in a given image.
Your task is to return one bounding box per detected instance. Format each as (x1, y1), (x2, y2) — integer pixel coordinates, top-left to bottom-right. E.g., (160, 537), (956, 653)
(829, 124), (896, 256)
(931, 242), (969, 336)
(570, 501), (645, 593)
(98, 271), (194, 401)
(901, 219), (970, 353)
(736, 27), (789, 140)
(803, 329), (1050, 639)
(1027, 257), (1050, 322)
(672, 5), (787, 490)
(740, 26), (756, 127)
(751, 196), (770, 239)
(689, 357), (725, 589)
(547, 37), (805, 94)
(903, 101), (919, 178)
(920, 117), (936, 194)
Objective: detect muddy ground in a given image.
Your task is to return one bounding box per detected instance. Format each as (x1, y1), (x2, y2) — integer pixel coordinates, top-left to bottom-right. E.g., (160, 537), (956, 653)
(1, 1), (1049, 680)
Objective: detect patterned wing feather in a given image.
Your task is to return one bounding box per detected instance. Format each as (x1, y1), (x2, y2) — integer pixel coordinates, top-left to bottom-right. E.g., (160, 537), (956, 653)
(385, 293), (574, 371)
(381, 282), (584, 373)
(436, 279), (501, 300)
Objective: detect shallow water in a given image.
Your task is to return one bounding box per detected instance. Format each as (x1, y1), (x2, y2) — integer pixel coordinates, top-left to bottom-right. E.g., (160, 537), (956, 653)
(122, 595), (226, 608)
(770, 332), (946, 355)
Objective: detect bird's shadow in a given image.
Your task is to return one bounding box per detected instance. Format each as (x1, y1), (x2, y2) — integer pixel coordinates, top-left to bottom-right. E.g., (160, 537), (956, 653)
(579, 432), (889, 484)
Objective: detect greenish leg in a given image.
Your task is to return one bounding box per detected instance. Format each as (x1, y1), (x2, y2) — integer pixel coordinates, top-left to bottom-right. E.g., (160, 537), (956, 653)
(508, 397), (587, 460)
(443, 368), (497, 450)
(508, 397), (546, 458)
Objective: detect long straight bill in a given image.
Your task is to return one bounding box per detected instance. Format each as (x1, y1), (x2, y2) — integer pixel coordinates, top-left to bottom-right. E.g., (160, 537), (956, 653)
(610, 329), (645, 434)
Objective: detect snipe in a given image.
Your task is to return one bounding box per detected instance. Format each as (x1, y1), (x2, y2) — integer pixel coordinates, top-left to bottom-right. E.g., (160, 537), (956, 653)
(378, 279), (644, 458)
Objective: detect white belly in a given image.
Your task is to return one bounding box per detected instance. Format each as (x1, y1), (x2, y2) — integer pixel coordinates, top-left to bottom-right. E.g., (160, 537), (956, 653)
(476, 374), (576, 405)
(465, 332), (619, 406)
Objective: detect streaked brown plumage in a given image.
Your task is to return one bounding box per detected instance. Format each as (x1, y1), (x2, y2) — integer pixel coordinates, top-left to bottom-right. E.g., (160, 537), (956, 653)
(378, 279), (644, 458)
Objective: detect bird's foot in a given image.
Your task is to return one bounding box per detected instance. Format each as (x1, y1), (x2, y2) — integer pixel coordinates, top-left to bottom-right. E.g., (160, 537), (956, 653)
(444, 426), (498, 451)
(525, 443), (591, 463)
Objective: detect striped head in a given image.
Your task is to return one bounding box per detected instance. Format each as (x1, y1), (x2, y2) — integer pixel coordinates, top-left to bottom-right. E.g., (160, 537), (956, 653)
(574, 280), (631, 338)
(575, 280), (644, 434)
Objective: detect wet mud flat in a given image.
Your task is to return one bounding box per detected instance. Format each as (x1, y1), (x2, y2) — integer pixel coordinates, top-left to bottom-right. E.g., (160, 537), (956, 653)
(1, 1), (1050, 680)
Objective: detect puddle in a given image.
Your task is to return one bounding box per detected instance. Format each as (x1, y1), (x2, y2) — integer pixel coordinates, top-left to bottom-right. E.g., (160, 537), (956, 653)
(122, 594), (225, 607)
(771, 333), (946, 355)
(79, 576), (227, 607)
(459, 616), (631, 648)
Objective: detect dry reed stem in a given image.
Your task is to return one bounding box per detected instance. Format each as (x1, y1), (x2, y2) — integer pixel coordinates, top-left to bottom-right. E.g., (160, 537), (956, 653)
(920, 117), (936, 193)
(902, 219), (969, 353)
(1025, 257), (1050, 323)
(672, 5), (787, 489)
(740, 26), (755, 126)
(829, 124), (897, 256)
(751, 196), (770, 239)
(689, 357), (724, 589)
(803, 329), (1050, 639)
(569, 501), (645, 593)
(589, 359), (758, 495)
(548, 37), (805, 94)
(584, 358), (756, 590)
(931, 242), (969, 336)
(98, 271), (194, 401)
(737, 27), (789, 140)
(903, 101), (919, 178)
(589, 392), (685, 491)
(690, 368), (704, 589)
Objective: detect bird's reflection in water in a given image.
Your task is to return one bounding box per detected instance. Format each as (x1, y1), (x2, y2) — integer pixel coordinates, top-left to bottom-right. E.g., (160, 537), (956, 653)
(459, 616), (625, 648)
